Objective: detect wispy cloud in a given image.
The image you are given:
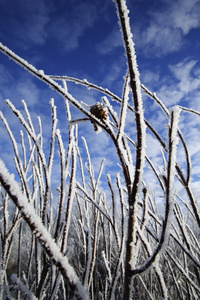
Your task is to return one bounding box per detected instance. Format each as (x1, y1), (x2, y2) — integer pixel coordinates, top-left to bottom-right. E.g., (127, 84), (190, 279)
(157, 59), (200, 107)
(0, 0), (49, 48)
(169, 60), (200, 94)
(0, 64), (13, 90)
(133, 0), (200, 56)
(95, 0), (200, 58)
(164, 0), (200, 34)
(96, 28), (122, 55)
(47, 2), (98, 52)
(0, 71), (41, 109)
(0, 0), (99, 53)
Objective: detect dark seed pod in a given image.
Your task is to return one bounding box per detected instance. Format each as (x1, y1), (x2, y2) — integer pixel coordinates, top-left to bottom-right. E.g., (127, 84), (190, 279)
(90, 103), (107, 131)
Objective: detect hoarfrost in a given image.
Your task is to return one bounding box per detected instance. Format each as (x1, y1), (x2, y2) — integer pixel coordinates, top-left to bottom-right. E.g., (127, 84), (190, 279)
(10, 274), (38, 300)
(0, 159), (89, 300)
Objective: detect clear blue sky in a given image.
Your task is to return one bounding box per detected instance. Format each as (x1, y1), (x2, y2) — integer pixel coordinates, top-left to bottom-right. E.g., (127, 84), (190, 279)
(0, 0), (200, 198)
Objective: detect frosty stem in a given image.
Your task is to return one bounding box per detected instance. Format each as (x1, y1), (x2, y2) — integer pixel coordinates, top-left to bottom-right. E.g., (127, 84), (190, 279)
(1, 0), (200, 298)
(114, 0), (146, 298)
(0, 159), (89, 300)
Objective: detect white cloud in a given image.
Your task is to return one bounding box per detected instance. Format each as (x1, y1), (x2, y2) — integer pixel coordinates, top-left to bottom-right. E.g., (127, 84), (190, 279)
(96, 28), (122, 55)
(48, 3), (97, 52)
(169, 60), (200, 92)
(0, 1), (99, 53)
(0, 64), (13, 85)
(101, 59), (125, 87)
(167, 0), (200, 34)
(140, 69), (160, 86)
(138, 26), (177, 56)
(146, 132), (163, 160)
(156, 59), (200, 107)
(133, 0), (200, 56)
(0, 0), (49, 48)
(0, 76), (41, 108)
(16, 79), (40, 106)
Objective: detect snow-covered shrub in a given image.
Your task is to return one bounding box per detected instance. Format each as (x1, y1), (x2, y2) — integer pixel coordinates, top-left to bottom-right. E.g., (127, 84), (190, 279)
(0, 0), (200, 299)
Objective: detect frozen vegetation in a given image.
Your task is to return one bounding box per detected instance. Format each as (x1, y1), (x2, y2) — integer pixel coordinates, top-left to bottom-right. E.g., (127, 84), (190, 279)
(0, 0), (200, 299)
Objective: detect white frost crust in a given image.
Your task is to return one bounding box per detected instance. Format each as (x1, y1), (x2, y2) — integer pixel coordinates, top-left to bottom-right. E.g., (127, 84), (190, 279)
(115, 0), (146, 185)
(10, 274), (38, 300)
(168, 106), (181, 196)
(0, 159), (89, 300)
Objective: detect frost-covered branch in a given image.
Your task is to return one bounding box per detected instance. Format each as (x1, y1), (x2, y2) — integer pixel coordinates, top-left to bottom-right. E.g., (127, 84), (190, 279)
(0, 159), (89, 300)
(130, 107), (180, 276)
(1, 0), (200, 298)
(10, 274), (38, 300)
(114, 0), (146, 298)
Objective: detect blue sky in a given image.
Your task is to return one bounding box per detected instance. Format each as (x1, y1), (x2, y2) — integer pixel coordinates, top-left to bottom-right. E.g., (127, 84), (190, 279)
(0, 0), (200, 201)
